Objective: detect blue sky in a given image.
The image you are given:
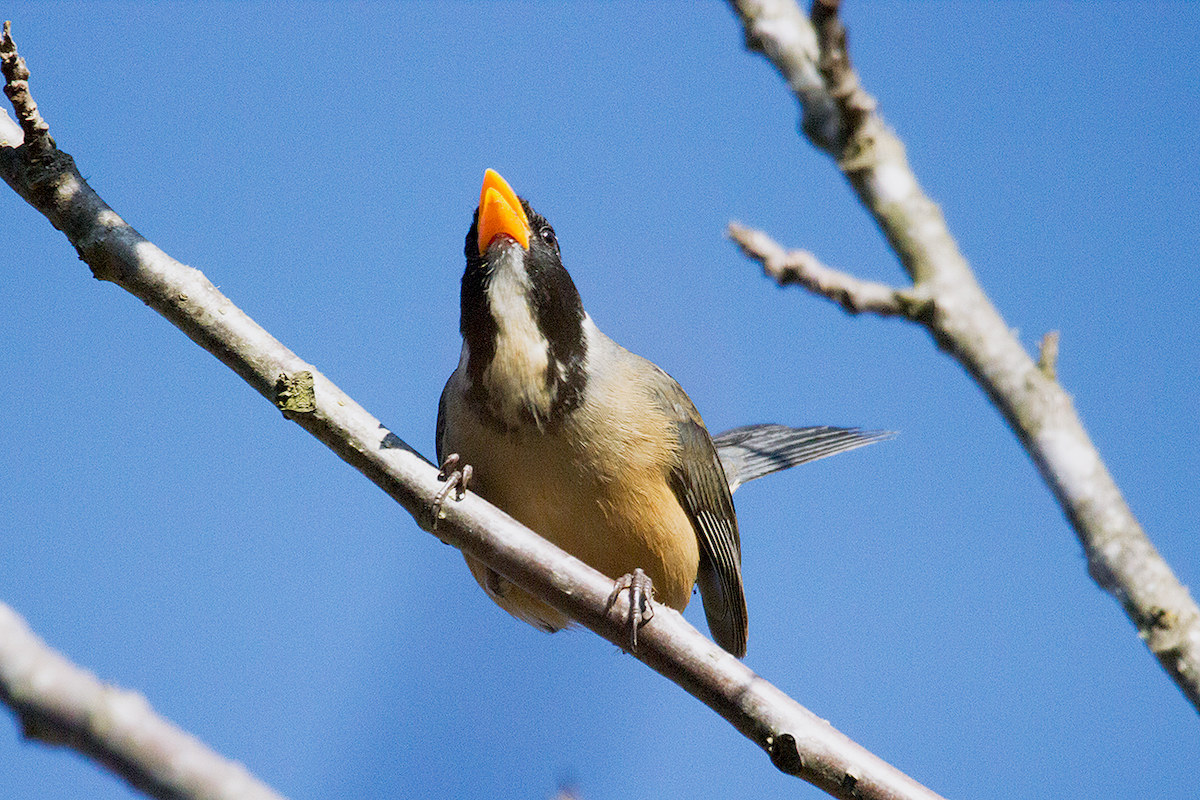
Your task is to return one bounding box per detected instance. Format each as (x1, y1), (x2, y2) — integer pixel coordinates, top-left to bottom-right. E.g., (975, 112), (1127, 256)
(3, 3), (1198, 799)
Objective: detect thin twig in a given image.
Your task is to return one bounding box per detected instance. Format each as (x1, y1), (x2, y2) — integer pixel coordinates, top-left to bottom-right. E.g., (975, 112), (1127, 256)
(728, 221), (919, 317)
(1, 21), (51, 155)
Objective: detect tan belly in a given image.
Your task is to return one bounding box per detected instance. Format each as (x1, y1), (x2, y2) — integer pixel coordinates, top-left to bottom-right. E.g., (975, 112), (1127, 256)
(450, 414), (700, 633)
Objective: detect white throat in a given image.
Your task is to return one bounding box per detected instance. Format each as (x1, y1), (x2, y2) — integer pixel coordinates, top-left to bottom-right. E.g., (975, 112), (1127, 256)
(481, 245), (554, 426)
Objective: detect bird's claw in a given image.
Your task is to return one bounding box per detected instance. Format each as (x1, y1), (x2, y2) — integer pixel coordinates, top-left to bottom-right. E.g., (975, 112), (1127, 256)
(606, 568), (654, 653)
(432, 453), (473, 530)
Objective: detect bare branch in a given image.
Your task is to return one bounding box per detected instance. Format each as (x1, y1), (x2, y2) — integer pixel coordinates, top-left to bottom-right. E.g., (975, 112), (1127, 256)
(725, 0), (1200, 711)
(0, 602), (288, 800)
(0, 25), (946, 800)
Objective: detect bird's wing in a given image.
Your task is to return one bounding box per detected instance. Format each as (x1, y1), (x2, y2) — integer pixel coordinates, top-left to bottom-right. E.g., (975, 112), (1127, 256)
(713, 424), (895, 492)
(668, 418), (748, 658)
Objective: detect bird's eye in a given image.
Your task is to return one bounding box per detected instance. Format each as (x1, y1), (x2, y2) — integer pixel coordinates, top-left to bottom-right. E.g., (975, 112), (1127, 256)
(540, 226), (558, 249)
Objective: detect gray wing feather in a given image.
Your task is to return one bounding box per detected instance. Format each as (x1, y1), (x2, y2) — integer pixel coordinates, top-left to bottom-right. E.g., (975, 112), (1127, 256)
(668, 419), (748, 658)
(714, 424), (895, 492)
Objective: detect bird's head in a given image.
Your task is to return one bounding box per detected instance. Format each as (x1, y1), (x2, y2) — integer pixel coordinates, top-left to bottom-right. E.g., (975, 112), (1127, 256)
(459, 170), (587, 429)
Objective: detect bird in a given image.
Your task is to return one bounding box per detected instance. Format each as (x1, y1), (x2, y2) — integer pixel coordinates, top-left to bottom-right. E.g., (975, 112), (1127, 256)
(436, 169), (890, 657)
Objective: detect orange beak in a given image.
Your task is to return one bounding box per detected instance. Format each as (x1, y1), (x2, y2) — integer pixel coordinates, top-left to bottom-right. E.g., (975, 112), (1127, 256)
(477, 169), (531, 252)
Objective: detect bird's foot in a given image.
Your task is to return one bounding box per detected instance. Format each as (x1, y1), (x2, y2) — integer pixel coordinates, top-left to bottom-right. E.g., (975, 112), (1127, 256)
(606, 568), (654, 653)
(431, 453), (473, 530)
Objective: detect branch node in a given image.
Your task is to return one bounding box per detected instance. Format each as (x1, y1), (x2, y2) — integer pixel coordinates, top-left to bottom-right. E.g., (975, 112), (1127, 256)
(1037, 331), (1060, 380)
(275, 371), (316, 417)
(768, 732), (804, 775)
